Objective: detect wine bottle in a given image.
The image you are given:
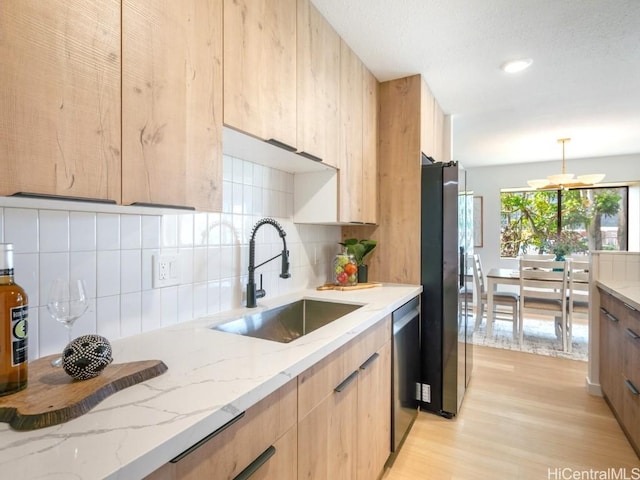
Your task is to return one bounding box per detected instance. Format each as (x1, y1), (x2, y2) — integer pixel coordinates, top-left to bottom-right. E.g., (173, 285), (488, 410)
(0, 243), (28, 396)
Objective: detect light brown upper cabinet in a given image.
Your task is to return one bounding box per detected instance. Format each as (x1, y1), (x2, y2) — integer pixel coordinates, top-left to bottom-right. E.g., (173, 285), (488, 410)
(420, 80), (447, 162)
(339, 40), (364, 223)
(224, 0), (297, 150)
(297, 0), (340, 167)
(420, 82), (436, 160)
(349, 74), (451, 284)
(122, 0), (223, 211)
(0, 0), (121, 202)
(362, 67), (379, 225)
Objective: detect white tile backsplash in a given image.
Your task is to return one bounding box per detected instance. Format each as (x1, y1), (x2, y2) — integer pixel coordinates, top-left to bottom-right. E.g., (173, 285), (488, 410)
(178, 214), (194, 247)
(193, 282), (208, 318)
(97, 213), (120, 250)
(160, 286), (178, 327)
(97, 250), (121, 297)
(232, 182), (243, 215)
(232, 157), (244, 183)
(5, 208), (39, 253)
(177, 284), (193, 323)
(70, 212), (96, 251)
(242, 160), (253, 186)
(161, 215), (178, 249)
(97, 296), (120, 339)
(1, 156), (340, 359)
(142, 215), (161, 249)
(121, 250), (142, 294)
(120, 215), (142, 250)
(70, 251), (97, 298)
(39, 210), (69, 252)
(222, 155), (233, 182)
(120, 292), (142, 337)
(39, 252), (70, 297)
(141, 289), (162, 332)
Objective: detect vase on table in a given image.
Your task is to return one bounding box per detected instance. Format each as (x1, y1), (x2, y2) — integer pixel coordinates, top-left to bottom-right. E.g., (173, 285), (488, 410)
(357, 265), (368, 283)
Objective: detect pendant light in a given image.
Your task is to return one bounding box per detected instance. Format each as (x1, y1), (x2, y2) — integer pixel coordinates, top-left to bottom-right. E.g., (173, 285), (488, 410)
(527, 138), (605, 190)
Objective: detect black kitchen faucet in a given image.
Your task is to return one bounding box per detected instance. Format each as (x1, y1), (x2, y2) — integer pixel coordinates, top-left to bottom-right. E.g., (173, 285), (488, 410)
(246, 218), (291, 308)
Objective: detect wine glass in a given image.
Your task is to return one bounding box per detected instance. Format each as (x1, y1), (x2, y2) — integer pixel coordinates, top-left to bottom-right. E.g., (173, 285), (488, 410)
(46, 278), (89, 367)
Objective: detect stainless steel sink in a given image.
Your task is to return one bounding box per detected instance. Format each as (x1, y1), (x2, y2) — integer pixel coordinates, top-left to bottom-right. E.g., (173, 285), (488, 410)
(211, 299), (362, 343)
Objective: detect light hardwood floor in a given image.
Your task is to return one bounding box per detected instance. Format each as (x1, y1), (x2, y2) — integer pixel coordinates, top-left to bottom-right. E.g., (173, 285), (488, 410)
(384, 346), (639, 480)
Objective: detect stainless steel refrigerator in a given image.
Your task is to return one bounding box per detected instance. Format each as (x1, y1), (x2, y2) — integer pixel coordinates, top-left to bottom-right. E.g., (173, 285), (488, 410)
(419, 159), (473, 417)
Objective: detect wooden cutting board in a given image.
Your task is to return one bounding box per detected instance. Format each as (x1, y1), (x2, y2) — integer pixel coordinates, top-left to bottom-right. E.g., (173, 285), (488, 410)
(317, 282), (382, 291)
(0, 355), (168, 431)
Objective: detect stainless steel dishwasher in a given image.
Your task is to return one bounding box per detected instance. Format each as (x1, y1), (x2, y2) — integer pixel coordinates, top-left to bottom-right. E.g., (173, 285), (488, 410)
(390, 296), (421, 456)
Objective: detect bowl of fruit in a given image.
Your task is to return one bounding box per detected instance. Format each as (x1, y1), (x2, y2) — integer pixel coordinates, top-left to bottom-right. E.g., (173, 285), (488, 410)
(333, 252), (358, 286)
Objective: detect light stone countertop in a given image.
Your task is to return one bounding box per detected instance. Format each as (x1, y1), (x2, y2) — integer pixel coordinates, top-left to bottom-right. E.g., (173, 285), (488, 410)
(596, 279), (640, 311)
(0, 283), (421, 480)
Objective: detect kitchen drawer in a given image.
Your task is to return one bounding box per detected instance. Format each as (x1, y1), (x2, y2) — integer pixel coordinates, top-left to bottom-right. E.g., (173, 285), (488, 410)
(622, 314), (640, 390)
(599, 294), (623, 403)
(145, 379), (297, 480)
(241, 425), (297, 480)
(600, 290), (625, 320)
(351, 315), (391, 368)
(297, 317), (390, 419)
(621, 364), (640, 455)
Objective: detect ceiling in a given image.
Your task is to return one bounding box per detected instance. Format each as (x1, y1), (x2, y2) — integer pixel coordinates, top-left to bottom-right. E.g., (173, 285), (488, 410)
(311, 0), (640, 168)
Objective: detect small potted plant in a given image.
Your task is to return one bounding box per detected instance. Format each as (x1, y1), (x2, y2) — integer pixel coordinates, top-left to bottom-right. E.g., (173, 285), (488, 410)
(339, 238), (377, 283)
(544, 232), (584, 261)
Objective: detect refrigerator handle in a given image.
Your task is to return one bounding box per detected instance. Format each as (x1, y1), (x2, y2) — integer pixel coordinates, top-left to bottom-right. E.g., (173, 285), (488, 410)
(459, 247), (465, 288)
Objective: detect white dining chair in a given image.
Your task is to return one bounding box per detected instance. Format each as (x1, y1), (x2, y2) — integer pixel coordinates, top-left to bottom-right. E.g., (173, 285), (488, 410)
(519, 258), (569, 350)
(566, 258), (590, 353)
(519, 254), (556, 260)
(472, 254), (519, 339)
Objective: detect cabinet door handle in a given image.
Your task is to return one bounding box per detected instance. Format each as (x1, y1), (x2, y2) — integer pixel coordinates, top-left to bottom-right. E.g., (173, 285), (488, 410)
(297, 151), (323, 162)
(266, 138), (297, 152)
(11, 191), (117, 205)
(624, 328), (640, 340)
(360, 352), (379, 370)
(334, 370), (359, 392)
(623, 302), (638, 312)
(170, 411), (246, 463)
(624, 379), (639, 396)
(600, 308), (618, 323)
(129, 202), (196, 211)
(233, 445), (276, 480)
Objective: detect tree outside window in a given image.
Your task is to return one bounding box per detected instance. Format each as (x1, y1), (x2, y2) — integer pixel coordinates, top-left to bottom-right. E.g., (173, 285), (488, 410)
(500, 187), (627, 258)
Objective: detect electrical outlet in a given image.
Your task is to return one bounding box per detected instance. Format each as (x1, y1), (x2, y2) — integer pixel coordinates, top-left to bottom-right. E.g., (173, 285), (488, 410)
(153, 254), (180, 288)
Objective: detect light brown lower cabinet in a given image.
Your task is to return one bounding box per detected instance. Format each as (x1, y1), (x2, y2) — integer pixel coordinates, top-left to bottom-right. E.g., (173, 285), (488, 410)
(357, 340), (392, 479)
(599, 289), (640, 456)
(145, 317), (392, 480)
(144, 378), (297, 480)
(298, 368), (358, 479)
(298, 317), (392, 480)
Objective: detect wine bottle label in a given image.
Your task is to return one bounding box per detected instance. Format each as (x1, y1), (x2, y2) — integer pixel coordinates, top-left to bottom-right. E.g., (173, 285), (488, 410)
(10, 305), (28, 366)
(0, 268), (13, 276)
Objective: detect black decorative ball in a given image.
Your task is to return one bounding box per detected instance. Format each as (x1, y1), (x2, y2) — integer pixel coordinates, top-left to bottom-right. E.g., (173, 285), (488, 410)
(62, 334), (113, 380)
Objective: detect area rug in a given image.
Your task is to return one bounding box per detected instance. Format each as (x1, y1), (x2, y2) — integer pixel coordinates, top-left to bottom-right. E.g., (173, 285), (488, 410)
(471, 316), (588, 362)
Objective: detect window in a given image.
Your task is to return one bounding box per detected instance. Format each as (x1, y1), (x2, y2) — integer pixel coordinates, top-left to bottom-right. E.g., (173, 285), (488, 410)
(500, 187), (628, 258)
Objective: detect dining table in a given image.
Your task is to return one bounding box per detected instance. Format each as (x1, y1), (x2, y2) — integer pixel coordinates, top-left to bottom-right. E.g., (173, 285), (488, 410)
(485, 263), (589, 346)
(485, 268), (520, 336)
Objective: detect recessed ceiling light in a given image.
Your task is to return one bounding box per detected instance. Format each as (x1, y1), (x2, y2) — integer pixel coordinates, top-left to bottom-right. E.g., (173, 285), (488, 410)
(501, 58), (533, 73)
